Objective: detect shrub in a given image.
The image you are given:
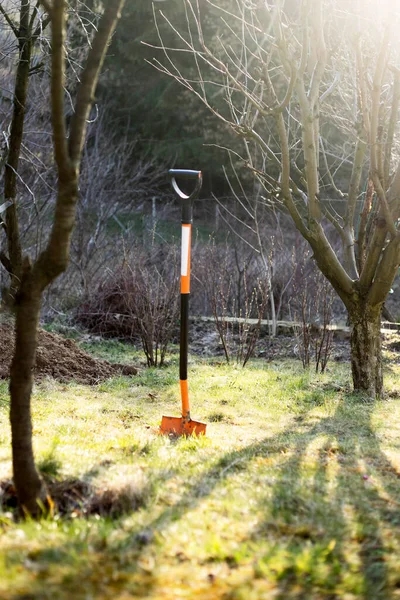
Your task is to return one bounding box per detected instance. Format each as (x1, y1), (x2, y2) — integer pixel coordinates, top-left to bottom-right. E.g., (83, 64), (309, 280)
(77, 244), (180, 366)
(197, 237), (269, 366)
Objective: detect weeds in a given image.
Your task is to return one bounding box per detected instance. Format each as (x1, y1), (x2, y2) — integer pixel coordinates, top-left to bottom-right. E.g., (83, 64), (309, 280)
(38, 454), (63, 478)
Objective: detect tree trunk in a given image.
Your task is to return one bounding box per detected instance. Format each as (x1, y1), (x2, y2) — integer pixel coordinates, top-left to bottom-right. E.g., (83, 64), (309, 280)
(349, 305), (383, 398)
(9, 270), (47, 516)
(4, 3), (32, 287)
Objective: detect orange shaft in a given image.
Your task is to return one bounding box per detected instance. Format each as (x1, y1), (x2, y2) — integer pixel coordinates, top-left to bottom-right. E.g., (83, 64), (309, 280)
(180, 380), (190, 420)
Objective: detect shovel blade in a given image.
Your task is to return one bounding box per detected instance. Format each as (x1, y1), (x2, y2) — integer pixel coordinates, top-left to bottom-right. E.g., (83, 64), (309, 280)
(160, 415), (207, 437)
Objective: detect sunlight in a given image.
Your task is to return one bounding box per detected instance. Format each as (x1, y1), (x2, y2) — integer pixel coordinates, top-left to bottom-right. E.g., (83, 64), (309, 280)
(345, 0), (400, 23)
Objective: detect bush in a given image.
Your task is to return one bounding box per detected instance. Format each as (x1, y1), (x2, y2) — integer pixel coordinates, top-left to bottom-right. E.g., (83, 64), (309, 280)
(77, 244), (180, 366)
(196, 237), (269, 366)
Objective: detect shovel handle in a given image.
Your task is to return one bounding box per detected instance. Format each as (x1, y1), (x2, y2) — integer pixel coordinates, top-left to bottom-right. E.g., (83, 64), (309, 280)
(169, 169), (201, 179)
(169, 169), (202, 201)
(168, 168), (202, 423)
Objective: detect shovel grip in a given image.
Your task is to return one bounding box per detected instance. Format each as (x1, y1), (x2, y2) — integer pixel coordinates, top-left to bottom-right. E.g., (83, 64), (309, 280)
(169, 169), (201, 179)
(169, 169), (202, 202)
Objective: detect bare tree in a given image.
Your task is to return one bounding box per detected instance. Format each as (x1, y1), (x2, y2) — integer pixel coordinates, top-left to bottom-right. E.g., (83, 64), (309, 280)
(150, 0), (400, 398)
(1, 0), (125, 515)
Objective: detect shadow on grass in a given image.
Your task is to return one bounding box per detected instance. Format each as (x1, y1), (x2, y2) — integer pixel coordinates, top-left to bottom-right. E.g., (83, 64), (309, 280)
(247, 401), (400, 599)
(143, 398), (400, 599)
(4, 397), (400, 599)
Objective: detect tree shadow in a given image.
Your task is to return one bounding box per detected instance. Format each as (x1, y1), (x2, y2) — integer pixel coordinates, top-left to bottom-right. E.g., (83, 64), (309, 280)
(3, 398), (400, 599)
(134, 398), (400, 598)
(233, 400), (400, 599)
(3, 412), (317, 599)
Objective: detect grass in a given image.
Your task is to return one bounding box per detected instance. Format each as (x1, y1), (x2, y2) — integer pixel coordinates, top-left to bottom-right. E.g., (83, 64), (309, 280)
(79, 337), (145, 366)
(1, 347), (400, 599)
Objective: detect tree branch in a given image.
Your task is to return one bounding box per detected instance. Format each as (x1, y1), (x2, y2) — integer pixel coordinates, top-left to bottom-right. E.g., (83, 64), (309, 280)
(0, 4), (19, 37)
(369, 30), (396, 236)
(368, 235), (400, 306)
(308, 222), (355, 303)
(275, 112), (309, 239)
(68, 0), (125, 164)
(4, 0), (32, 281)
(0, 251), (13, 274)
(346, 132), (367, 227)
(359, 225), (387, 293)
(38, 0), (53, 15)
(307, 0), (327, 109)
(296, 79), (320, 221)
(34, 0), (126, 286)
(32, 13), (52, 40)
(357, 178), (374, 274)
(384, 68), (400, 190)
(49, 0), (69, 178)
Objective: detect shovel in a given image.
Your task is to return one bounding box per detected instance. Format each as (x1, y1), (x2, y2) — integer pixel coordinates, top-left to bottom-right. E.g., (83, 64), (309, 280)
(159, 169), (207, 437)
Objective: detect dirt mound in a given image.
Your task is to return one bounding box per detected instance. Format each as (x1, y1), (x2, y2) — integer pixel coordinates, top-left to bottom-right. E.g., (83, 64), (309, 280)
(0, 324), (137, 384)
(1, 475), (149, 518)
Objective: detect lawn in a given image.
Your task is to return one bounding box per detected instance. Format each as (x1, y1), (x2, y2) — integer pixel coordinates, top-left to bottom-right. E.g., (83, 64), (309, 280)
(1, 346), (400, 599)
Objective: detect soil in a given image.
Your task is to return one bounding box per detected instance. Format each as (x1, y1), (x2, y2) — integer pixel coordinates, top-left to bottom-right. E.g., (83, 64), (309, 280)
(0, 324), (137, 385)
(0, 475), (147, 518)
(189, 320), (353, 362)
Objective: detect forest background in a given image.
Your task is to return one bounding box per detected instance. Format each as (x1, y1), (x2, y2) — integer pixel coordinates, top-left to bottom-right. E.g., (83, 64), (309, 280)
(0, 0), (369, 331)
(1, 0), (400, 350)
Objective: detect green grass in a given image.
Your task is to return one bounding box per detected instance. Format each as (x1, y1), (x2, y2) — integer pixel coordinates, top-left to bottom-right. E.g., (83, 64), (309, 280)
(79, 338), (145, 365)
(1, 352), (400, 599)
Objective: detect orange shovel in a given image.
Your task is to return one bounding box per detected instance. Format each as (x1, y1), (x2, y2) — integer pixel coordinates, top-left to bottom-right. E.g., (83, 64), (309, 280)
(159, 169), (207, 437)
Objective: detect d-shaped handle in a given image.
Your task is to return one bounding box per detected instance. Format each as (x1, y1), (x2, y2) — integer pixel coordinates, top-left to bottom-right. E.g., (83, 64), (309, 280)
(169, 169), (202, 200)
